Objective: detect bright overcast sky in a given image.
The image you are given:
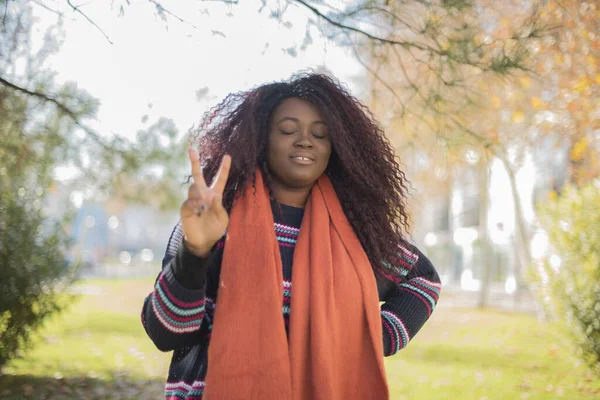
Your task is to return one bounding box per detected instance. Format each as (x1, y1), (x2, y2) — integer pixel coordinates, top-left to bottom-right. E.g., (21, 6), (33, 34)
(34, 1), (363, 143)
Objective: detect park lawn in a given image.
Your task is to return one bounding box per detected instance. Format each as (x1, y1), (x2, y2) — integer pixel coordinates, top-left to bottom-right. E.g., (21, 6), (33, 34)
(385, 309), (600, 399)
(1, 278), (599, 399)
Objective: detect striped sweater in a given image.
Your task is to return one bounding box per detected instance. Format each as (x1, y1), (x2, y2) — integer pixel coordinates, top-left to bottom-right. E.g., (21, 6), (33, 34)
(141, 203), (441, 400)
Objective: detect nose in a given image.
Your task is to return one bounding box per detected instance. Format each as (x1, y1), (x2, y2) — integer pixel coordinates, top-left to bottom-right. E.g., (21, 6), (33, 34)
(294, 128), (313, 148)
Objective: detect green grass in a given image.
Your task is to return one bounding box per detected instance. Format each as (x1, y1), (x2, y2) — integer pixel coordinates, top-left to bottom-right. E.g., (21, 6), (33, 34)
(385, 309), (600, 399)
(0, 278), (169, 400)
(1, 279), (599, 399)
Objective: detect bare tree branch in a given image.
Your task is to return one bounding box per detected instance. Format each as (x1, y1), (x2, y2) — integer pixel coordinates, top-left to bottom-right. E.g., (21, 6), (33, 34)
(393, 47), (432, 108)
(291, 0), (433, 52)
(0, 75), (115, 151)
(351, 44), (408, 117)
(292, 0), (542, 79)
(201, 0), (239, 3)
(148, 0), (197, 28)
(394, 46), (481, 115)
(0, 75), (80, 118)
(66, 0), (113, 44)
(449, 114), (495, 150)
(350, 40), (443, 135)
(3, 0), (8, 28)
(61, 0), (224, 44)
(30, 0), (74, 20)
(343, 4), (421, 36)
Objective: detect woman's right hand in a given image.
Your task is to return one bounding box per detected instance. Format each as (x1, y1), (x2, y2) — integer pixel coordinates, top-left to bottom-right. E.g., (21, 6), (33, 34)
(180, 149), (232, 257)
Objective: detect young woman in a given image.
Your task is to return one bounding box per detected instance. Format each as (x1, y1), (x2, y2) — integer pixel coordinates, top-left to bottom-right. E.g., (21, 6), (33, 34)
(141, 73), (441, 400)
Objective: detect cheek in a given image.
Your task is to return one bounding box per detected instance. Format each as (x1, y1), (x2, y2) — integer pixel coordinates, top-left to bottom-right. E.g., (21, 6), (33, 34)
(266, 136), (287, 165)
(320, 142), (332, 163)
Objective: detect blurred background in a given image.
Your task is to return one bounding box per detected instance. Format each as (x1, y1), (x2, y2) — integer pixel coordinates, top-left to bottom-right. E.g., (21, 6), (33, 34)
(0, 0), (599, 399)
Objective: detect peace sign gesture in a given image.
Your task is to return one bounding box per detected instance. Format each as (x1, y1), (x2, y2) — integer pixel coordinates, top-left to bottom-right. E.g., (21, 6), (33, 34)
(181, 149), (232, 257)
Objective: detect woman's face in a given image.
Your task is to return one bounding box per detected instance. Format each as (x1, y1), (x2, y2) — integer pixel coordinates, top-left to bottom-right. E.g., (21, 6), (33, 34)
(266, 97), (332, 190)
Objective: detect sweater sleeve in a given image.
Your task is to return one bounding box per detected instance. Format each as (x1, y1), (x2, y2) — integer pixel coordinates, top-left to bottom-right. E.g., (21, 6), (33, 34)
(141, 221), (211, 352)
(379, 243), (441, 357)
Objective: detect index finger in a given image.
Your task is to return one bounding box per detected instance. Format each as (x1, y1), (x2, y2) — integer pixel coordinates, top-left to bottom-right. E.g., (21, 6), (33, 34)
(188, 148), (207, 187)
(210, 154), (231, 194)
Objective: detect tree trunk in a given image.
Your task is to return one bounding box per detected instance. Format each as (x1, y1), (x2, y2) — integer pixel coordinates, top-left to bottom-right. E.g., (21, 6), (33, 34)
(498, 155), (532, 310)
(477, 159), (492, 308)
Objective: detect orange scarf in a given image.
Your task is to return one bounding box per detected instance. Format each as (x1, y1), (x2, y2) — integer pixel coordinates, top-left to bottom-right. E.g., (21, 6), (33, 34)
(203, 170), (389, 400)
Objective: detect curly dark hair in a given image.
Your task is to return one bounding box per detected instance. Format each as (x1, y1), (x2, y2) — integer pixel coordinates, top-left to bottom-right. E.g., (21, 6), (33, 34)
(191, 72), (411, 278)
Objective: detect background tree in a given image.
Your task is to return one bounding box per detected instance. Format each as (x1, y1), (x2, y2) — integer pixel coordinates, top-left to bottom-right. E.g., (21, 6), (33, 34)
(0, 2), (185, 368)
(357, 0), (597, 307)
(20, 0), (544, 125)
(0, 4), (89, 368)
(536, 182), (600, 375)
(468, 0), (599, 300)
(528, 0), (599, 375)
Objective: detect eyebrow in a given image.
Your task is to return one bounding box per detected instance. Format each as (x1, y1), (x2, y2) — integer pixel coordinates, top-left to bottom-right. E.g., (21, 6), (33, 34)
(277, 117), (327, 126)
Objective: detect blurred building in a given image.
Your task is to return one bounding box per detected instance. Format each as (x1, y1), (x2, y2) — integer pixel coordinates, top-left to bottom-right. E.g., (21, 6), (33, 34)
(45, 181), (178, 276)
(411, 140), (569, 295)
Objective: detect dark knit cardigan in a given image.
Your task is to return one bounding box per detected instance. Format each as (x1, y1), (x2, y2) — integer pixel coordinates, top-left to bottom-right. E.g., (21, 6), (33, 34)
(141, 204), (441, 400)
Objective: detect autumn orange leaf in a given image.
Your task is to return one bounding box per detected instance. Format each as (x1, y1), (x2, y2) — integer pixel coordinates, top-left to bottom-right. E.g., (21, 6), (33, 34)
(531, 97), (545, 110)
(512, 110), (525, 123)
(570, 137), (589, 162)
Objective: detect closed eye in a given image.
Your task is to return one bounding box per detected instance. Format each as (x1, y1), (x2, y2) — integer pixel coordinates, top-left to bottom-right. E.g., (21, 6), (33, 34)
(280, 130), (295, 135)
(313, 134), (326, 139)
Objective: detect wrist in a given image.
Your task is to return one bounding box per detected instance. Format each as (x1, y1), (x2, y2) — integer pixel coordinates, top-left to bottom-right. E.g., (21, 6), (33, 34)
(183, 236), (212, 258)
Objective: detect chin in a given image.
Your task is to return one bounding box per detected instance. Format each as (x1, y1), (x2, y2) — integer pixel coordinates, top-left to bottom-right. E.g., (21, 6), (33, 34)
(285, 173), (320, 189)
(288, 179), (317, 189)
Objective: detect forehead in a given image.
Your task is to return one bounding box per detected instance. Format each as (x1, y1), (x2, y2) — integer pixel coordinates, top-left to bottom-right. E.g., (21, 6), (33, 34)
(271, 97), (324, 122)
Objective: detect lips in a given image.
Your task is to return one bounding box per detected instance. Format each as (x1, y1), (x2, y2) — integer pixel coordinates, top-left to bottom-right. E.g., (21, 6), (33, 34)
(290, 152), (316, 165)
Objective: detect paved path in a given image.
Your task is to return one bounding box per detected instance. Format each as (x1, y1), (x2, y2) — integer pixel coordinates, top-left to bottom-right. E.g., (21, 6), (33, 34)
(74, 267), (542, 315)
(439, 284), (541, 315)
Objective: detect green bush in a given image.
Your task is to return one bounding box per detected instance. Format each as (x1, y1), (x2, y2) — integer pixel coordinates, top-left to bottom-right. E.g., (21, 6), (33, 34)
(0, 4), (184, 370)
(536, 182), (600, 374)
(0, 186), (77, 369)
